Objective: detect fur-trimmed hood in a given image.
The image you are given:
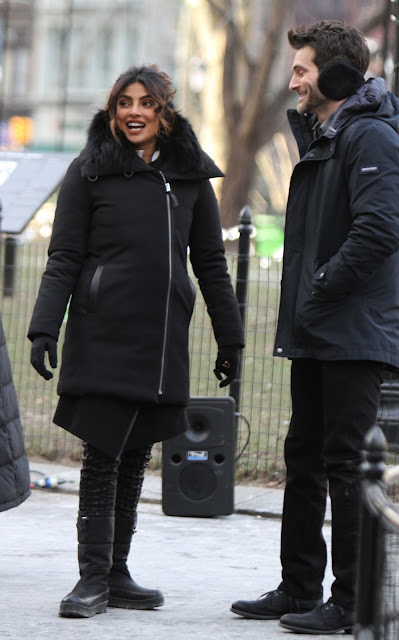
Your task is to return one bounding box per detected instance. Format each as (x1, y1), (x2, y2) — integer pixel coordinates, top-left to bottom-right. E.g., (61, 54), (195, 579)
(79, 109), (224, 180)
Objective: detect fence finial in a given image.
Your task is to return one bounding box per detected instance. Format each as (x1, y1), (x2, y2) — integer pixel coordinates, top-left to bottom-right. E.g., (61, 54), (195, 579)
(361, 425), (387, 481)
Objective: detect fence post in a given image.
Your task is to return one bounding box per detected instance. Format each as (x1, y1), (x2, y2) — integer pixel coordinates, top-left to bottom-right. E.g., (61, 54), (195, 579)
(229, 205), (252, 420)
(375, 371), (399, 451)
(3, 235), (17, 297)
(354, 425), (387, 638)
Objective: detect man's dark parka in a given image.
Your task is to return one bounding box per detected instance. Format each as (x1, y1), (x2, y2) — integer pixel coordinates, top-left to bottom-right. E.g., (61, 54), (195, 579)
(28, 112), (244, 418)
(274, 78), (399, 370)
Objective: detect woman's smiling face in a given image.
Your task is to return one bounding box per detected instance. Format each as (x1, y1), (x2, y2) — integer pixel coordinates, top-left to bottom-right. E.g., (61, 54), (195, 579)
(116, 82), (160, 156)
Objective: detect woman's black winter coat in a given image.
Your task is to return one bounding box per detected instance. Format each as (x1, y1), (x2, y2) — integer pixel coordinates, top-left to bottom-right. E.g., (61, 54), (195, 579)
(274, 78), (399, 370)
(0, 315), (30, 512)
(28, 111), (244, 407)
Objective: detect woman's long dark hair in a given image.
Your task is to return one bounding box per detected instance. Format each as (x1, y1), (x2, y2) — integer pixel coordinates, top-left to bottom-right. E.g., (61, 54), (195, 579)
(106, 64), (176, 142)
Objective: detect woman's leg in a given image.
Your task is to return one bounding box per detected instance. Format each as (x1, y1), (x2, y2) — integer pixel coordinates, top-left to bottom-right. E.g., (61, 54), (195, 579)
(108, 444), (164, 609)
(59, 442), (119, 618)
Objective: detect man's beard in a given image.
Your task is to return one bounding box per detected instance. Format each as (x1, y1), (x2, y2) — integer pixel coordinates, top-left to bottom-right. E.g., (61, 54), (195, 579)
(297, 85), (327, 115)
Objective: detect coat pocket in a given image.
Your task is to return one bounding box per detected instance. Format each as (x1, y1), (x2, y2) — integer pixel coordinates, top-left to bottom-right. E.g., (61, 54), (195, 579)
(87, 265), (104, 313)
(70, 264), (102, 315)
(294, 288), (343, 347)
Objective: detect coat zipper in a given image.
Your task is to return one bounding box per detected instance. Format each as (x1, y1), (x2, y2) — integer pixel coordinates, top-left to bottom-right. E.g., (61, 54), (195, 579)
(158, 171), (173, 395)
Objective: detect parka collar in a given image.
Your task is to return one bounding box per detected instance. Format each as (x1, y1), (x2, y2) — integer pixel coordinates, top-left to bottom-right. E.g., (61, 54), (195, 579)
(79, 109), (224, 180)
(288, 77), (399, 158)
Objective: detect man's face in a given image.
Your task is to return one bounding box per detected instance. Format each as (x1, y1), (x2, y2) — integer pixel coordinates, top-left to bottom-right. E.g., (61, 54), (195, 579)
(289, 45), (328, 117)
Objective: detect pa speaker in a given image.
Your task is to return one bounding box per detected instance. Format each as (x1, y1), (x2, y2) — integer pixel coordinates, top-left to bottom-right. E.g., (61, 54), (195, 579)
(162, 396), (236, 517)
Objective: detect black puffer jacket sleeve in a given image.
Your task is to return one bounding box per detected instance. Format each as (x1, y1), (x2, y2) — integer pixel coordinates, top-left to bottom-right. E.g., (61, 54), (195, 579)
(0, 316), (30, 511)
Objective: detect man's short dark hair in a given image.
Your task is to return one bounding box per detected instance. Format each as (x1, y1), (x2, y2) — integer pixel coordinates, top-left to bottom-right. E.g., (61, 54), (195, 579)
(288, 20), (370, 74)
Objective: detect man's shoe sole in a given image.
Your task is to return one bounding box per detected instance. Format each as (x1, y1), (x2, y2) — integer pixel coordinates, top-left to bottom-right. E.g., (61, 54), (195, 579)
(230, 606), (280, 620)
(279, 620), (353, 634)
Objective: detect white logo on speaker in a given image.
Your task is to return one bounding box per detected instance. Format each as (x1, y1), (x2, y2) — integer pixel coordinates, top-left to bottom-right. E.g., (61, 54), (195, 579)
(187, 450), (208, 461)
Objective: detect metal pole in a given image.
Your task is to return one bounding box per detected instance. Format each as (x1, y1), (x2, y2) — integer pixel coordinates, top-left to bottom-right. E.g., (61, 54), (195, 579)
(229, 205), (252, 418)
(3, 234), (16, 297)
(57, 0), (74, 151)
(0, 0), (10, 131)
(381, 0), (392, 81)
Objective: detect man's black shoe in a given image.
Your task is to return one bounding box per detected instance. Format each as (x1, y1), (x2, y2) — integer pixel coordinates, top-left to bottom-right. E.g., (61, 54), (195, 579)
(279, 601), (354, 634)
(230, 589), (323, 620)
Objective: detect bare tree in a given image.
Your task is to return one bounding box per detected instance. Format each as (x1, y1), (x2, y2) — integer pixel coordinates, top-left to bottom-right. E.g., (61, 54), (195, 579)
(194, 0), (387, 228)
(208, 0), (293, 228)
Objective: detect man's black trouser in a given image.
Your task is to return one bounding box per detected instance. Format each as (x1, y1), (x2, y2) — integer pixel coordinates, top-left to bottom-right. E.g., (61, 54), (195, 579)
(279, 359), (384, 610)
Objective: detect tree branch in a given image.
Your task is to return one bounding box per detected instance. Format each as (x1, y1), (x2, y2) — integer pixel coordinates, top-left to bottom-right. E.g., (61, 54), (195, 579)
(357, 6), (386, 35)
(205, 0), (224, 17)
(205, 0), (253, 67)
(238, 0), (292, 142)
(223, 18), (239, 133)
(258, 83), (292, 144)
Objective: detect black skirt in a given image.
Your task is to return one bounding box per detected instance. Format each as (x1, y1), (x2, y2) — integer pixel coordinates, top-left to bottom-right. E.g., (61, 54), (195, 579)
(53, 395), (189, 459)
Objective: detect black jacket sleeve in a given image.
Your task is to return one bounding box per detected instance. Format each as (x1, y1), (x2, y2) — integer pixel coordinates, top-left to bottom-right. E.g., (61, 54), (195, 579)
(28, 158), (91, 340)
(312, 120), (399, 300)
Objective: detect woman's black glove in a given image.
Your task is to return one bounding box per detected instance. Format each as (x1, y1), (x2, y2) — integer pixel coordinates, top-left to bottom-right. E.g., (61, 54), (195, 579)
(30, 334), (58, 380)
(214, 346), (241, 388)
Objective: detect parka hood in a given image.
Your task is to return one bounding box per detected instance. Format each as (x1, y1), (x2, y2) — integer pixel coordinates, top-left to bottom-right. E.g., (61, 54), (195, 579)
(79, 109), (224, 180)
(325, 77), (399, 134)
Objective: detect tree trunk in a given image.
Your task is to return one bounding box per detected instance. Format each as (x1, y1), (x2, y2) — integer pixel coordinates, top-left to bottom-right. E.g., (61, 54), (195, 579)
(219, 137), (259, 228)
(199, 0), (386, 228)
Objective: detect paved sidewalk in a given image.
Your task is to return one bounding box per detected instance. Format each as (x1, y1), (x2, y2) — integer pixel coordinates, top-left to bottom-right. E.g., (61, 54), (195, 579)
(0, 461), (334, 640)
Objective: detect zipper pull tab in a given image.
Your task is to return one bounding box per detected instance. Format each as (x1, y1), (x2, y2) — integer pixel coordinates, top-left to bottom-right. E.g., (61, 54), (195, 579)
(165, 182), (179, 207)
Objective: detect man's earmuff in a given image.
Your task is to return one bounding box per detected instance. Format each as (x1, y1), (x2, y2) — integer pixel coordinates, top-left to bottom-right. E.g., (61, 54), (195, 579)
(318, 60), (365, 100)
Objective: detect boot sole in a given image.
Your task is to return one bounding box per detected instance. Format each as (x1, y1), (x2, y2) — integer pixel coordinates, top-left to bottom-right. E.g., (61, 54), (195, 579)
(108, 594), (164, 610)
(59, 601), (108, 618)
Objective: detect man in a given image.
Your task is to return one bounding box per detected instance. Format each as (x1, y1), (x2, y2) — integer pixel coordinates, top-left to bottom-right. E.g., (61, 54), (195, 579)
(231, 20), (399, 635)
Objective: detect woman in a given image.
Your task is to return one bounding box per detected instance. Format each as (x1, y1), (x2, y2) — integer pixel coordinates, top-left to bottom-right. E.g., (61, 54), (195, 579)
(28, 64), (244, 619)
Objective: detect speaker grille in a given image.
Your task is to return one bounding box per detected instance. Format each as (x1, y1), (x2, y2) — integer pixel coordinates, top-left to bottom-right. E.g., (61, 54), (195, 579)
(179, 463), (218, 501)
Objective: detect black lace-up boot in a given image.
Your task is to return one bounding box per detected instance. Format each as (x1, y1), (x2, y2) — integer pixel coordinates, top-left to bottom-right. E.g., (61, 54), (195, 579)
(59, 442), (118, 618)
(108, 444), (164, 610)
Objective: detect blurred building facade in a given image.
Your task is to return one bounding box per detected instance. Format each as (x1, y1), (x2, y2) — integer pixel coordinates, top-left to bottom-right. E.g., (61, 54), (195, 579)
(0, 0), (181, 152)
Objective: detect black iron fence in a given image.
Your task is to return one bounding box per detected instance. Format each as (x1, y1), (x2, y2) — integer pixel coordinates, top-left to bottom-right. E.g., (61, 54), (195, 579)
(355, 426), (399, 639)
(0, 221), (292, 479)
